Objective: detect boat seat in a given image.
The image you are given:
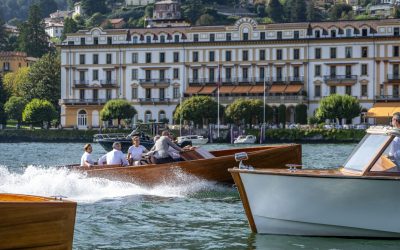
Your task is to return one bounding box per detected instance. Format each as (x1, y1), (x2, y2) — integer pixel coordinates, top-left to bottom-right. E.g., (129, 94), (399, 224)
(180, 148), (216, 161)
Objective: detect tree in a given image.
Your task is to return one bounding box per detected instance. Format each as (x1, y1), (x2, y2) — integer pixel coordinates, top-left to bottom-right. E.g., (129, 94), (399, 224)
(17, 4), (50, 57)
(196, 14), (215, 26)
(173, 96), (221, 127)
(81, 0), (108, 16)
(36, 0), (58, 18)
(86, 13), (106, 28)
(342, 95), (362, 124)
(3, 67), (30, 98)
(4, 96), (26, 125)
(0, 17), (8, 51)
(0, 74), (7, 104)
(295, 104), (307, 124)
(267, 0), (284, 23)
(278, 104), (286, 127)
(329, 4), (352, 21)
(256, 4), (266, 17)
(290, 0), (307, 22)
(22, 98), (57, 127)
(225, 99), (263, 125)
(0, 103), (6, 127)
(61, 17), (78, 40)
(20, 53), (61, 107)
(100, 99), (137, 126)
(316, 94), (361, 125)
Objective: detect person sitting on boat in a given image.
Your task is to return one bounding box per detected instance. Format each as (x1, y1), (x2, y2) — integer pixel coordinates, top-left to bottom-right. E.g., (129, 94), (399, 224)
(103, 142), (129, 166)
(389, 112), (400, 165)
(151, 131), (184, 164)
(127, 136), (149, 166)
(80, 144), (95, 167)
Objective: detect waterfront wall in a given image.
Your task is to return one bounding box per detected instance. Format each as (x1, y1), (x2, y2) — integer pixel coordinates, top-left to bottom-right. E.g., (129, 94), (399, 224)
(0, 128), (365, 143)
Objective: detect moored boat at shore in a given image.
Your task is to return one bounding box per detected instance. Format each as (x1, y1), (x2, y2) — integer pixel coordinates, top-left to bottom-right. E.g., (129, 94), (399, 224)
(0, 193), (77, 250)
(230, 126), (400, 237)
(71, 144), (302, 187)
(234, 135), (257, 144)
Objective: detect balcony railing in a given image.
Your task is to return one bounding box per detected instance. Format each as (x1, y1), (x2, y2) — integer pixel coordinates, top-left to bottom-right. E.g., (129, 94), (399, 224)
(135, 98), (171, 104)
(100, 79), (118, 88)
(387, 74), (400, 82)
(215, 95), (307, 104)
(59, 99), (108, 105)
(375, 95), (400, 101)
(323, 75), (358, 85)
(73, 80), (89, 88)
(271, 76), (286, 83)
(139, 78), (171, 87)
(288, 76), (304, 83)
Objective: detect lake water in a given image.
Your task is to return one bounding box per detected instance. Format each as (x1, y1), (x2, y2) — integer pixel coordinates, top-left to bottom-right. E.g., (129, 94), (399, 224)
(0, 142), (399, 249)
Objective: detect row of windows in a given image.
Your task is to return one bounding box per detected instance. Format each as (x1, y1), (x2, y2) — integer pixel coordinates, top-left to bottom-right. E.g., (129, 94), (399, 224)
(77, 87), (181, 100)
(77, 45), (400, 65)
(72, 27), (400, 45)
(314, 85), (369, 97)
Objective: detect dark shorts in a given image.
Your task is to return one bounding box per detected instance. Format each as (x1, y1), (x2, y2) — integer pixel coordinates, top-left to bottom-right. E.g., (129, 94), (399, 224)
(154, 156), (175, 164)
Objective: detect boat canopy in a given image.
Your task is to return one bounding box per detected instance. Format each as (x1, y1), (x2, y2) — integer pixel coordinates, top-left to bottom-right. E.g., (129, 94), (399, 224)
(342, 126), (400, 175)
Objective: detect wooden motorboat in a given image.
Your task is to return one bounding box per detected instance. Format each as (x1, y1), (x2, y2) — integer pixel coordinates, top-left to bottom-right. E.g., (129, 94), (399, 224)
(0, 193), (77, 250)
(230, 126), (400, 237)
(72, 144), (302, 187)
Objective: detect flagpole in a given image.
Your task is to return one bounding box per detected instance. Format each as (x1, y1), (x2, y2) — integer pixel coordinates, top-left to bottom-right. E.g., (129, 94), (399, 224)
(217, 62), (220, 138)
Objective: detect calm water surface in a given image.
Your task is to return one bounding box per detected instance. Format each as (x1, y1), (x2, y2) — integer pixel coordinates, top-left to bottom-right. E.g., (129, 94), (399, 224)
(0, 142), (399, 249)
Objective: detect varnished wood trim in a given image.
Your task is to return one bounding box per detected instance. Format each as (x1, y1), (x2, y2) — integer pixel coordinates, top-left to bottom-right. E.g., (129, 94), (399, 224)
(365, 135), (395, 174)
(231, 171), (257, 233)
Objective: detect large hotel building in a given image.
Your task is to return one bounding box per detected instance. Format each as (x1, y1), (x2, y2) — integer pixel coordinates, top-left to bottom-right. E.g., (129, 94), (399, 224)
(60, 16), (400, 128)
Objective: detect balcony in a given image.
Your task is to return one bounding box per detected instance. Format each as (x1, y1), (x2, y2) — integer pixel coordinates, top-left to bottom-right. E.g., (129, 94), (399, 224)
(73, 80), (89, 88)
(375, 95), (400, 102)
(134, 98), (172, 104)
(139, 78), (171, 88)
(323, 75), (358, 85)
(288, 76), (304, 84)
(100, 79), (118, 88)
(215, 95), (307, 104)
(387, 74), (400, 83)
(59, 99), (108, 105)
(271, 76), (286, 84)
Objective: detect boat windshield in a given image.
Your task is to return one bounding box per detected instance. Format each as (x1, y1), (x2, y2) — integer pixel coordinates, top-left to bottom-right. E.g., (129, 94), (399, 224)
(343, 134), (391, 173)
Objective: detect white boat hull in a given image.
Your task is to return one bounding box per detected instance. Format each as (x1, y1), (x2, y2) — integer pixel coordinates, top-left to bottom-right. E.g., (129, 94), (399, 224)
(239, 172), (400, 237)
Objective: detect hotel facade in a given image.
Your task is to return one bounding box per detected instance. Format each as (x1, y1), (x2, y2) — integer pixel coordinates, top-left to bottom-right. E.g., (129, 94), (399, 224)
(60, 18), (400, 128)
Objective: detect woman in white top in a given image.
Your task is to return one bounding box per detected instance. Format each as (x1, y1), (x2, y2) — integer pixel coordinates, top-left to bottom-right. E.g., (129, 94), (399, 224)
(80, 143), (95, 167)
(127, 136), (148, 166)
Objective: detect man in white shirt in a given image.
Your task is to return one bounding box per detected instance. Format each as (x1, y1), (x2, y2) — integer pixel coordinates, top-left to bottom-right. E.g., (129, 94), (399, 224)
(389, 112), (400, 165)
(80, 144), (95, 167)
(101, 142), (129, 166)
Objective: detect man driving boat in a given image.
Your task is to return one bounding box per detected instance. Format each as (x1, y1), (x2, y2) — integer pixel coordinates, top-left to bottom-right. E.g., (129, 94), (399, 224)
(151, 131), (184, 164)
(389, 112), (400, 165)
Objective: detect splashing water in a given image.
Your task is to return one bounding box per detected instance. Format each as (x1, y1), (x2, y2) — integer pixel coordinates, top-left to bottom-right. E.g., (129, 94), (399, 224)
(0, 165), (223, 203)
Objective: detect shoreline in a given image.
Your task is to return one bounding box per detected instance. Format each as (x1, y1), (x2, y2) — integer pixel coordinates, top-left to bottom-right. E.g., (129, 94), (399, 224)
(0, 128), (364, 144)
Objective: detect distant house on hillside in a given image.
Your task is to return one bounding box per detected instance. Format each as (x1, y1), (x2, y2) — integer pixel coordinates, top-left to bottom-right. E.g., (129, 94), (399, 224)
(126, 0), (156, 6)
(45, 22), (64, 38)
(103, 18), (126, 29)
(74, 2), (83, 16)
(0, 52), (38, 76)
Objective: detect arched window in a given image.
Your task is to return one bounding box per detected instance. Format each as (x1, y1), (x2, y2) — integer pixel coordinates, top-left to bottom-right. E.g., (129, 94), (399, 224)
(132, 36), (138, 43)
(159, 110), (166, 122)
(77, 110), (87, 128)
(145, 110), (152, 123)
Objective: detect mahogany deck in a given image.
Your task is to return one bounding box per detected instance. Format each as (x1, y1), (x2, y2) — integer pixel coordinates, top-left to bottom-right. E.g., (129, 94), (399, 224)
(0, 194), (77, 250)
